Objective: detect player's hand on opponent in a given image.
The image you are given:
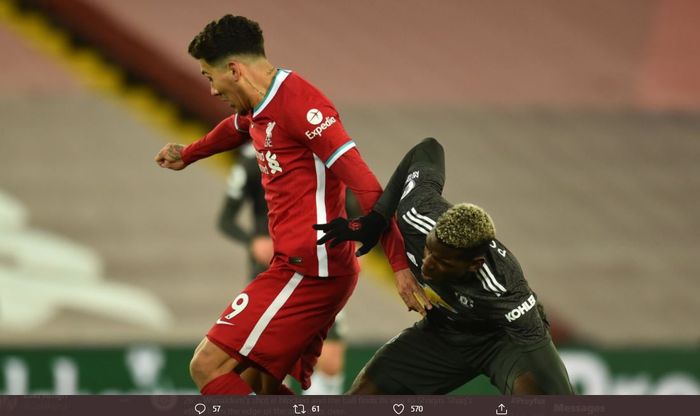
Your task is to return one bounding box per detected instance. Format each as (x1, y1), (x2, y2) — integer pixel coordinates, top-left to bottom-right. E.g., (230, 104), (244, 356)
(394, 268), (432, 315)
(155, 143), (187, 170)
(313, 211), (388, 256)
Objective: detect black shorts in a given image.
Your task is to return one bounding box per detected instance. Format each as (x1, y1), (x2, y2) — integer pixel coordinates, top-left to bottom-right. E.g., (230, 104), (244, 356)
(362, 319), (573, 394)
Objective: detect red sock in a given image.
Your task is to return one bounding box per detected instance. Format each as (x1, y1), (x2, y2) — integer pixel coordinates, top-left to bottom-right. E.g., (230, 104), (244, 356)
(277, 384), (295, 395)
(201, 373), (254, 395)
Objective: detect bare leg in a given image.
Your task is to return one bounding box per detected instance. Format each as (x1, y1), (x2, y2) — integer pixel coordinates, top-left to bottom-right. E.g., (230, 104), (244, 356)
(189, 337), (246, 390)
(304, 340), (346, 395)
(258, 372), (283, 394)
(240, 367), (263, 392)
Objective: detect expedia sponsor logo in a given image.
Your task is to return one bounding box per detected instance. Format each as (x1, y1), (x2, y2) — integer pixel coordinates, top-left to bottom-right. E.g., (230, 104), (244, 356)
(305, 116), (337, 140)
(505, 294), (536, 322)
(306, 108), (323, 125)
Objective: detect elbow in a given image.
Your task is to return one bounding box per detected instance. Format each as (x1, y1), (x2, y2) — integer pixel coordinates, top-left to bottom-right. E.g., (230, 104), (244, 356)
(420, 137), (443, 151)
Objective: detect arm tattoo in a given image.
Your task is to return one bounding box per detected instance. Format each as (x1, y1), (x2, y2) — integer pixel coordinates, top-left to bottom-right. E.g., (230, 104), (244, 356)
(167, 145), (183, 161)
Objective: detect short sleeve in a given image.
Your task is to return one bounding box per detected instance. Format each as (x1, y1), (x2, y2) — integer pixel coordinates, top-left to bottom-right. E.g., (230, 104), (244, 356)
(499, 292), (548, 346)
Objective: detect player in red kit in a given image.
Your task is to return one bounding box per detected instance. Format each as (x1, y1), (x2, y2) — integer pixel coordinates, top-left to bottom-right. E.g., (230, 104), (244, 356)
(154, 15), (426, 395)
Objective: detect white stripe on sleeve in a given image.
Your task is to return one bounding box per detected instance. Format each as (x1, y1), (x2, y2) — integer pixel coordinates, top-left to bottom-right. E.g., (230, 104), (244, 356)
(402, 213), (430, 235)
(482, 264), (507, 293)
(325, 140), (356, 168)
(406, 210), (435, 232)
(410, 208), (436, 226)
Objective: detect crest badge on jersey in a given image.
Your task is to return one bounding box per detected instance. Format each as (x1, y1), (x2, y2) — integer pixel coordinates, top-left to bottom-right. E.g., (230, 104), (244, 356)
(265, 121), (276, 147)
(455, 292), (475, 308)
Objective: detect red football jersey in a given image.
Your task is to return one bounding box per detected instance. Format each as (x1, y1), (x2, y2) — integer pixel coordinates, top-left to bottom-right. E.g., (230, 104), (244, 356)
(182, 70), (408, 277)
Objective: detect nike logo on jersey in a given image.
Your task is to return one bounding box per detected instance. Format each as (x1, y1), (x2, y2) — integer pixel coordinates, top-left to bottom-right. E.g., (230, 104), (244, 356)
(216, 319), (235, 326)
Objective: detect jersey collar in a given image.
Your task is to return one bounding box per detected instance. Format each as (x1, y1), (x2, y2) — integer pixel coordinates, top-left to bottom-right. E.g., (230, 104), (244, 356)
(253, 69), (291, 118)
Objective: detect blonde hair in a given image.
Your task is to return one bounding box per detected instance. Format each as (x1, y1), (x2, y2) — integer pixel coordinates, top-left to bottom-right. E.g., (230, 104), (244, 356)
(434, 203), (496, 249)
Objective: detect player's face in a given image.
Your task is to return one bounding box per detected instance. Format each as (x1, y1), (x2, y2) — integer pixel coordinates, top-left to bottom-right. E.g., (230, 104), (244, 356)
(199, 59), (250, 114)
(422, 231), (480, 284)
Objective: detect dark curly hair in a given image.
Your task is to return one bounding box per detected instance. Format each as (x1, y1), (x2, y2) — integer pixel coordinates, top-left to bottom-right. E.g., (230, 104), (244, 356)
(188, 15), (266, 64)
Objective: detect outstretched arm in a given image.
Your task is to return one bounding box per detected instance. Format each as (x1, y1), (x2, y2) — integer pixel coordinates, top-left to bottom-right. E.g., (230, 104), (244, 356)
(315, 137), (445, 251)
(154, 115), (249, 170)
(324, 146), (409, 271)
(324, 147), (429, 314)
(315, 139), (445, 315)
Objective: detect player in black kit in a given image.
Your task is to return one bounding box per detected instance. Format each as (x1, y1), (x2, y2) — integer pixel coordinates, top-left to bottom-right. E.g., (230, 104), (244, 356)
(315, 138), (574, 395)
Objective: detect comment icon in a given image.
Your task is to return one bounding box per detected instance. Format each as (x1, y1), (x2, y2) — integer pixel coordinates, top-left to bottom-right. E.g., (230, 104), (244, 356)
(195, 403), (207, 415)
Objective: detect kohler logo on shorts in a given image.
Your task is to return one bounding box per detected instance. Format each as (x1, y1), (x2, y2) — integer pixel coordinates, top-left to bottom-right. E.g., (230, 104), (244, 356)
(305, 116), (337, 140)
(505, 294), (536, 322)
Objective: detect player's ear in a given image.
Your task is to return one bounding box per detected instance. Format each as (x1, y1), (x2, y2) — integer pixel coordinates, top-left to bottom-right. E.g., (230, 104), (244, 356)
(466, 257), (485, 272)
(226, 59), (242, 80)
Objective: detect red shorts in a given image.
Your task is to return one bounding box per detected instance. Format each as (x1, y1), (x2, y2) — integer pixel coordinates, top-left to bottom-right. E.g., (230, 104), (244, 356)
(207, 264), (358, 390)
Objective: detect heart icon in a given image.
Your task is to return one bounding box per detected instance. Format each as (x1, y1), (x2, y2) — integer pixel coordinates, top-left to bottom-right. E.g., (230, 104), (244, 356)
(393, 403), (405, 415)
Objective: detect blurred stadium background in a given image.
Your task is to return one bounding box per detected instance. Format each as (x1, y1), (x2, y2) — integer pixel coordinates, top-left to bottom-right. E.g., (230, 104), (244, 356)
(1, 0), (699, 395)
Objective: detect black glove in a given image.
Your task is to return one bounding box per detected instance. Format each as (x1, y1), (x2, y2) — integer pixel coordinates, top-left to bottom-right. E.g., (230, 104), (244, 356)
(313, 210), (388, 256)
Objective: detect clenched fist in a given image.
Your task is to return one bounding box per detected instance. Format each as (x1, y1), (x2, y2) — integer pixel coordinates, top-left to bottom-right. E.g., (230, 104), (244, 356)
(155, 143), (187, 170)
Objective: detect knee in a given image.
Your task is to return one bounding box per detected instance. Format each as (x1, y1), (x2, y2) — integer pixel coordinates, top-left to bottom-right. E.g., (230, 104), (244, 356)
(512, 372), (545, 395)
(420, 137), (443, 152)
(189, 353), (213, 388)
(190, 347), (237, 389)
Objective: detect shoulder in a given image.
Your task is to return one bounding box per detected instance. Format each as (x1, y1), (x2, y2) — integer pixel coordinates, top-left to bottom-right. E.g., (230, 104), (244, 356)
(484, 239), (527, 291)
(277, 71), (337, 113)
(282, 71), (323, 95)
(271, 72), (347, 143)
